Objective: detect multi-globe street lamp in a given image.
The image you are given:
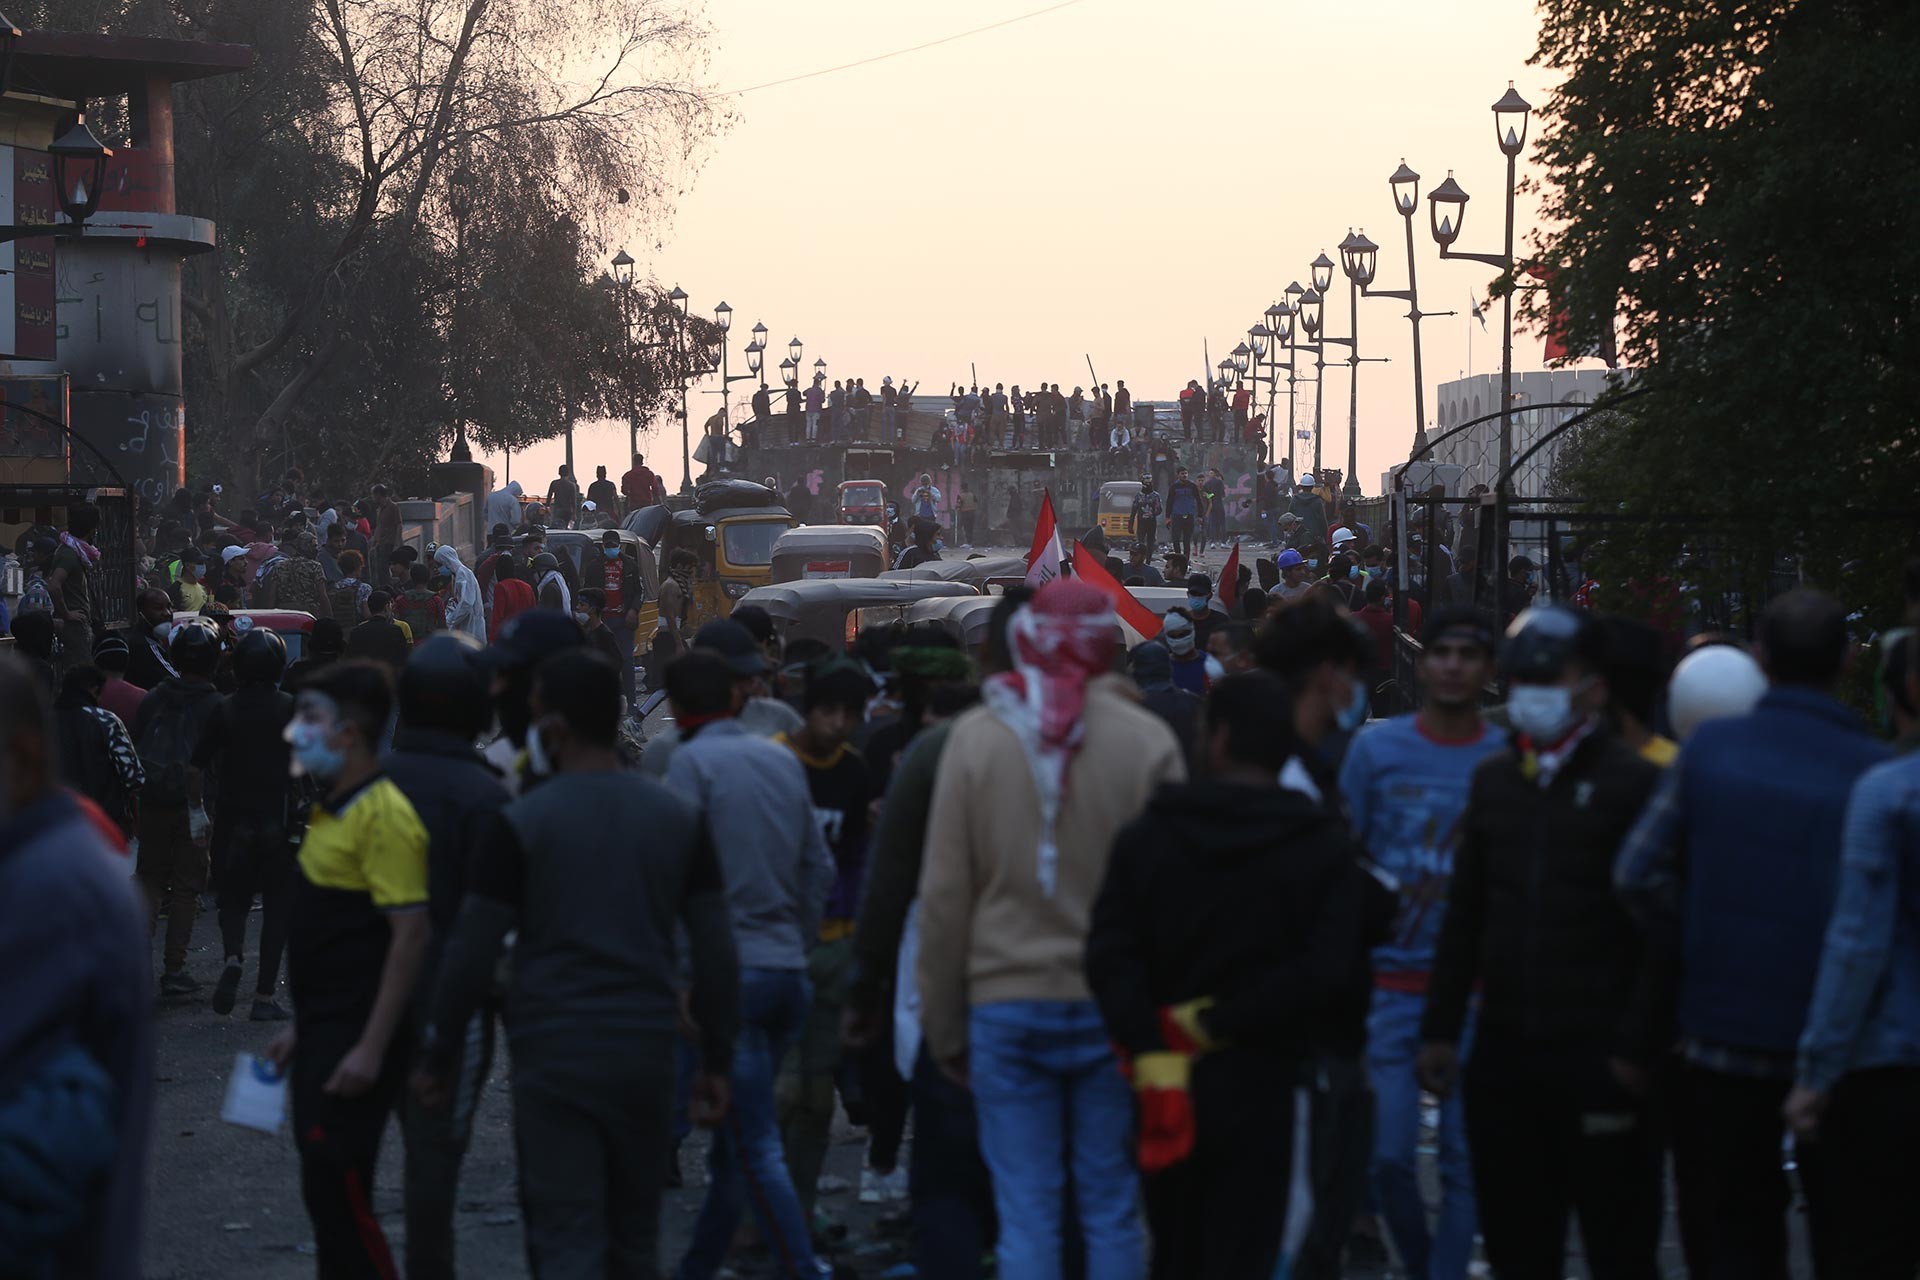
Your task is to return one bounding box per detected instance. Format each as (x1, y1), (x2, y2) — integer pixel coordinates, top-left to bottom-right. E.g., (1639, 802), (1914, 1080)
(1429, 80), (1532, 612)
(1364, 161), (1454, 457)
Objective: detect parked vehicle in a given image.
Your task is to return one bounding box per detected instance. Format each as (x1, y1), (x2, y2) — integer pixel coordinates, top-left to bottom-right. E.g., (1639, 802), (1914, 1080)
(734, 578), (976, 649)
(771, 525), (890, 583)
(838, 479), (887, 526)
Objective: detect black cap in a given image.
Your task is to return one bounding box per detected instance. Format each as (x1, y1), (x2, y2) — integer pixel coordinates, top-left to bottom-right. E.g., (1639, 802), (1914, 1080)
(693, 618), (768, 676)
(178, 546), (210, 565)
(487, 608), (586, 669)
(1186, 573), (1213, 596)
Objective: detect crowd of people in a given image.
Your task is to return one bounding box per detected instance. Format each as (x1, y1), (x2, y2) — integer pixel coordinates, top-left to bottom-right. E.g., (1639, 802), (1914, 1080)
(727, 371), (1279, 465)
(7, 439), (1920, 1280)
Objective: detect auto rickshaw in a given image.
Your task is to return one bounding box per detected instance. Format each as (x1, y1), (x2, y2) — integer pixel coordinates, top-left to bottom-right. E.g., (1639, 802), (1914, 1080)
(879, 554), (1028, 589)
(905, 594), (1001, 652)
(838, 479), (887, 526)
(735, 579), (977, 649)
(644, 503), (796, 632)
(771, 525), (889, 583)
(1098, 480), (1144, 546)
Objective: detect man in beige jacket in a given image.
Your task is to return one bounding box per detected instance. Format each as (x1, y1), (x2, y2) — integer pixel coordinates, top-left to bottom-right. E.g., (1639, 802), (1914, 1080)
(916, 578), (1185, 1280)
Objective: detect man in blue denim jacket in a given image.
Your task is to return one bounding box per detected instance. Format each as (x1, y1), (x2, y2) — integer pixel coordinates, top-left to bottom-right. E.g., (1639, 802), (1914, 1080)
(1616, 591), (1889, 1280)
(1784, 631), (1920, 1276)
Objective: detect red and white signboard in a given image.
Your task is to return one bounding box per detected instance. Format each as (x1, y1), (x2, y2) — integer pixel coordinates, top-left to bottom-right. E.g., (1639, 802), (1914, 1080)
(0, 145), (58, 361)
(804, 560), (851, 579)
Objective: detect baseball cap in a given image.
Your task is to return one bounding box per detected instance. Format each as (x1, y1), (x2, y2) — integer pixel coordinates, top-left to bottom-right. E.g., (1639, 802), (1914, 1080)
(1185, 573), (1213, 597)
(178, 546), (210, 565)
(1277, 549), (1305, 568)
(221, 545), (249, 564)
(1299, 473), (1316, 486)
(694, 619), (768, 676)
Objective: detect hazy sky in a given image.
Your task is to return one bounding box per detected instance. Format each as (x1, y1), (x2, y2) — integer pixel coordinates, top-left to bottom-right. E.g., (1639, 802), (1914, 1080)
(490, 0), (1590, 495)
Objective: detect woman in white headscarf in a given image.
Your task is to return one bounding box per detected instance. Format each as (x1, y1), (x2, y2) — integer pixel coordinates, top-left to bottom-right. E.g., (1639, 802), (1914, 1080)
(435, 544), (487, 642)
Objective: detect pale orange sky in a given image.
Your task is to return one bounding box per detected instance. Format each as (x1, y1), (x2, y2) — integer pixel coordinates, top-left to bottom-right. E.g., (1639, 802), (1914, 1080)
(489, 0), (1596, 495)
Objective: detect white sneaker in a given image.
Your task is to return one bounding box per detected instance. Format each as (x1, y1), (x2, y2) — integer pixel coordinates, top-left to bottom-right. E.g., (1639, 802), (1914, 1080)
(858, 1167), (886, 1204)
(884, 1168), (909, 1202)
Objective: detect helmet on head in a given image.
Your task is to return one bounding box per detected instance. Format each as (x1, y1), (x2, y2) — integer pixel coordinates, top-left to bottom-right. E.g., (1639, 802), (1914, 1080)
(169, 619), (221, 675)
(1668, 644), (1767, 742)
(400, 632), (492, 738)
(1500, 606), (1606, 684)
(234, 627), (288, 685)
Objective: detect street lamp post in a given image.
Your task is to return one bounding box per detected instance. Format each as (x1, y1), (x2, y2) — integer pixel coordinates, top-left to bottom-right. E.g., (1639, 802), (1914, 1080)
(1293, 283), (1328, 480)
(611, 249), (639, 459)
(1335, 230), (1383, 501)
(667, 284), (693, 493)
(1367, 162), (1455, 458)
(1430, 81), (1532, 614)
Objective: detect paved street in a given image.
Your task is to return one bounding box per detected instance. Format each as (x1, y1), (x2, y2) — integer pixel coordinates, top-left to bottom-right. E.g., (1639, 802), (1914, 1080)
(142, 909), (919, 1279)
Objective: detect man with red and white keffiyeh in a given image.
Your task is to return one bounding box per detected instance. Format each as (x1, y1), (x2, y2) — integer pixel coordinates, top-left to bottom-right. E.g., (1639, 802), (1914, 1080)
(915, 579), (1186, 1280)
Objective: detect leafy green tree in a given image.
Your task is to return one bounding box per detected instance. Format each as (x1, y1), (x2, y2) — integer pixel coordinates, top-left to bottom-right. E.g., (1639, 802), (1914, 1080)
(1527, 0), (1920, 630)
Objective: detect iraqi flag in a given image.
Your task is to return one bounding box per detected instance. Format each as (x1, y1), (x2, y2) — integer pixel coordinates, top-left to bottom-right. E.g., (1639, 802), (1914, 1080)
(1073, 540), (1164, 642)
(1025, 488), (1064, 588)
(1218, 540), (1241, 612)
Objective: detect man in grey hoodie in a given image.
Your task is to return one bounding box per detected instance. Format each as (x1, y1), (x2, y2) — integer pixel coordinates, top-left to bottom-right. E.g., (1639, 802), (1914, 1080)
(664, 649), (836, 1280)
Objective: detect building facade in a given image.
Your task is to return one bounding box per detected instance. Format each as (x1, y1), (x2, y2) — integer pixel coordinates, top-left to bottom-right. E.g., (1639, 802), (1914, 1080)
(1427, 367), (1632, 498)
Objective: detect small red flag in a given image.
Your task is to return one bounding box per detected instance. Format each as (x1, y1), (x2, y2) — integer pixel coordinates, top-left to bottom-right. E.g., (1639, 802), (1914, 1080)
(1073, 540), (1164, 640)
(1218, 541), (1241, 612)
(1026, 488), (1063, 588)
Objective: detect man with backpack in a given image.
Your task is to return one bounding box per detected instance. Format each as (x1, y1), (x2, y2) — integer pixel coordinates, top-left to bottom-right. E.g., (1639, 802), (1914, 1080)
(192, 628), (298, 1021)
(132, 622), (227, 996)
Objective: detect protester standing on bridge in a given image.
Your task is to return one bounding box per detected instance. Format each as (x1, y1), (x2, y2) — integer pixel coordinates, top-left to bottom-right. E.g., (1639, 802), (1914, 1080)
(1166, 467), (1202, 559)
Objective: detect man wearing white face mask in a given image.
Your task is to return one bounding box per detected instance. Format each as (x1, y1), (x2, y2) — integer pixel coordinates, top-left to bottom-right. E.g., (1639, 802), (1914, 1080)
(263, 660), (430, 1277)
(1417, 606), (1668, 1280)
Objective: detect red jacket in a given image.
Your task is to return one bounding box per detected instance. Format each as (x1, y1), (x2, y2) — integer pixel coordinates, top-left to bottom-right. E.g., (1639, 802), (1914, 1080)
(489, 577), (535, 641)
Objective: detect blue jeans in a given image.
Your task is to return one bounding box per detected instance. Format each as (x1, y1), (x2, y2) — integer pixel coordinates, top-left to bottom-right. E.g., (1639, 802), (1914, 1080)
(676, 967), (822, 1280)
(1367, 987), (1477, 1280)
(910, 1045), (996, 1279)
(969, 1000), (1144, 1280)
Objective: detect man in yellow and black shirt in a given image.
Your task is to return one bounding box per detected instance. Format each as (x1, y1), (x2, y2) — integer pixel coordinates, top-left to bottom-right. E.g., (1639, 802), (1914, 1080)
(264, 661), (428, 1279)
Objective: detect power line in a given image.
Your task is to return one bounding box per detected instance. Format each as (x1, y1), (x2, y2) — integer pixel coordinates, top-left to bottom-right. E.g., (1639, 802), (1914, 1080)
(717, 0), (1089, 97)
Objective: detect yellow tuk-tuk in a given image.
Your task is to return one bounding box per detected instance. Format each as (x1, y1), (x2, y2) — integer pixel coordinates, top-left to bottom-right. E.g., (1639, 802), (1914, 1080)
(771, 525), (890, 582)
(648, 504), (795, 632)
(1098, 481), (1143, 546)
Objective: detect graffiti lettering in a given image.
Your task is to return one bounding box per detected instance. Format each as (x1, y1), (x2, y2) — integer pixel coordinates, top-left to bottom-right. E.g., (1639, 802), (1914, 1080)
(134, 299), (181, 346)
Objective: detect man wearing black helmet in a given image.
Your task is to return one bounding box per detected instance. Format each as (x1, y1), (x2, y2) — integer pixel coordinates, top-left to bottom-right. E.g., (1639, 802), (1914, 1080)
(192, 626), (298, 1019)
(386, 634), (512, 1279)
(131, 620), (227, 996)
(1418, 606), (1667, 1279)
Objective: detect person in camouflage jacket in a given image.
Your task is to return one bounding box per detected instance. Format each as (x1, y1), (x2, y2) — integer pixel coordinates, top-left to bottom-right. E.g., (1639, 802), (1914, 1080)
(262, 530), (331, 620)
